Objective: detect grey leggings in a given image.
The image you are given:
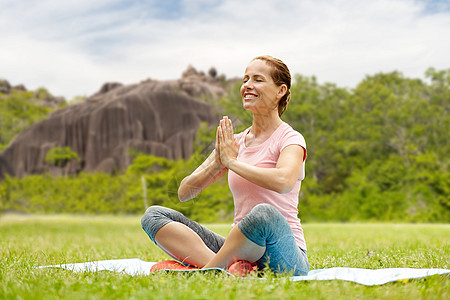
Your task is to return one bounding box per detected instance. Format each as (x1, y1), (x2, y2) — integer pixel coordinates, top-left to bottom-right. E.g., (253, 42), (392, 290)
(141, 204), (309, 275)
(141, 205), (225, 255)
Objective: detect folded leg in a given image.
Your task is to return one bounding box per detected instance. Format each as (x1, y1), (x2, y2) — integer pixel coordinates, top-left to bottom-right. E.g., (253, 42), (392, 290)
(141, 205), (225, 267)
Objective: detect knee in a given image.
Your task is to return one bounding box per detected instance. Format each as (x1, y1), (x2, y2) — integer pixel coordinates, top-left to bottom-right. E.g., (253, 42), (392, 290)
(239, 204), (283, 234)
(141, 205), (166, 229)
(142, 205), (164, 216)
(249, 203), (281, 223)
(237, 204), (283, 247)
(141, 205), (175, 243)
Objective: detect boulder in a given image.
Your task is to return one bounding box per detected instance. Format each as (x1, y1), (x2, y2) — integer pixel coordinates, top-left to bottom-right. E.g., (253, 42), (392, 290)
(0, 78), (11, 94)
(0, 79), (217, 179)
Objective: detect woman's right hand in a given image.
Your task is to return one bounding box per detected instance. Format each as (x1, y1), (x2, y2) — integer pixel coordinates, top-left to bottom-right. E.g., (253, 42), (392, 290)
(217, 117), (239, 169)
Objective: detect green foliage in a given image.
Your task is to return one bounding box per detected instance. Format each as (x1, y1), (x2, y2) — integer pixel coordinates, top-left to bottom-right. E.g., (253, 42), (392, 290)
(0, 135), (234, 219)
(0, 173), (135, 214)
(221, 68), (450, 223)
(45, 146), (80, 167)
(34, 87), (52, 100)
(0, 68), (449, 222)
(0, 89), (53, 151)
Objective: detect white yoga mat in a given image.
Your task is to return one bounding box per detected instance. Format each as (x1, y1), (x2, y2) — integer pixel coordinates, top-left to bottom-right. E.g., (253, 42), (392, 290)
(39, 258), (449, 286)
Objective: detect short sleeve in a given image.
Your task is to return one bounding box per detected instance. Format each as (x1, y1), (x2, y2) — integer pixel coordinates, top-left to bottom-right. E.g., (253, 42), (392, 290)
(280, 128), (307, 162)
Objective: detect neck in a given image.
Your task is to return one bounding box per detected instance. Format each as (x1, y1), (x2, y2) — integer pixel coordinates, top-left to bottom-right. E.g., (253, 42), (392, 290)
(251, 111), (282, 136)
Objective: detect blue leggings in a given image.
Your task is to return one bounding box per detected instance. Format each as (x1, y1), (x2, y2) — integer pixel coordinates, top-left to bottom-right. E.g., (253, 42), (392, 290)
(141, 203), (309, 275)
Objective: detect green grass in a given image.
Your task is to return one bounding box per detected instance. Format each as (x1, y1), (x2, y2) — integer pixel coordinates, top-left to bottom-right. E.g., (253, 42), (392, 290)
(1, 215), (448, 299)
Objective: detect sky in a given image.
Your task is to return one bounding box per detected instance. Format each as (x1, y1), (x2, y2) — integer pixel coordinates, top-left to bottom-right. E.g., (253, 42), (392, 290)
(1, 0), (449, 100)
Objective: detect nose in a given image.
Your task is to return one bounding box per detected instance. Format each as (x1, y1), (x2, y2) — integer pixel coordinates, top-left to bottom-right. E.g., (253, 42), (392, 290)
(242, 79), (253, 90)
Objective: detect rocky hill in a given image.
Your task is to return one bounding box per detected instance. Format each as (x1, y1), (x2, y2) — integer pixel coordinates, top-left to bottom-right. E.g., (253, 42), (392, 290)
(0, 66), (231, 179)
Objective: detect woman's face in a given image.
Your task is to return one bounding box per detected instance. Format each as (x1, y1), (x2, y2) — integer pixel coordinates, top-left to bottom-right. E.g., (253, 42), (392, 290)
(240, 59), (286, 115)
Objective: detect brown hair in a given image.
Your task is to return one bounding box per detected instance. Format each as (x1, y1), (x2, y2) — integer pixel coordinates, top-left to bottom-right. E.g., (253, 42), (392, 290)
(251, 55), (291, 116)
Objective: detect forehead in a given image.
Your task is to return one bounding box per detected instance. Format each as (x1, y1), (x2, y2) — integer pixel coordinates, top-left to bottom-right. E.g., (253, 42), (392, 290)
(243, 60), (272, 77)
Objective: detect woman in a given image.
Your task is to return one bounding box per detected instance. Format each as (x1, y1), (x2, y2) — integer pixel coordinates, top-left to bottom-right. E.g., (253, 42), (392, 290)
(141, 55), (309, 276)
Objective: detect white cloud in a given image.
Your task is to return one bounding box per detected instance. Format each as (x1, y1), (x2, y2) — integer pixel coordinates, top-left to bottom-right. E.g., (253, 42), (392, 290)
(0, 0), (449, 99)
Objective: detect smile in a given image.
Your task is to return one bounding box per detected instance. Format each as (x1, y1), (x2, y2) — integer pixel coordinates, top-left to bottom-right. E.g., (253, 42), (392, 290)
(244, 94), (258, 100)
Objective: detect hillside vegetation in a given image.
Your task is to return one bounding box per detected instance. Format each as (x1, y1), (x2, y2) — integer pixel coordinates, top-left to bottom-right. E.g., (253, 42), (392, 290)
(0, 87), (63, 152)
(0, 68), (448, 222)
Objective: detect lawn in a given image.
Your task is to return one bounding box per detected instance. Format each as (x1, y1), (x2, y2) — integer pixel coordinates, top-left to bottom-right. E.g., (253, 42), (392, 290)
(1, 214), (448, 299)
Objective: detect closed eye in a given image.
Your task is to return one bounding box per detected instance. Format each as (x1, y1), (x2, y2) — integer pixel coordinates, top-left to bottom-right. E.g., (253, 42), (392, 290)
(242, 75), (265, 83)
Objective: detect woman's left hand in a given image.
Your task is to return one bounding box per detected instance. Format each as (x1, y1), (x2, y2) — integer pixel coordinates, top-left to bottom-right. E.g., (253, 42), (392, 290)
(217, 116), (239, 168)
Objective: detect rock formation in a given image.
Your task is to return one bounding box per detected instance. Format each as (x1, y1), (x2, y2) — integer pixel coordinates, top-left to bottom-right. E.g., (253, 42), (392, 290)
(0, 66), (229, 179)
(0, 78), (11, 94)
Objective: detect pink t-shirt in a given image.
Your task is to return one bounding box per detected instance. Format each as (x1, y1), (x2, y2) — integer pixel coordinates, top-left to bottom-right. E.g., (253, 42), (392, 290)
(228, 122), (307, 250)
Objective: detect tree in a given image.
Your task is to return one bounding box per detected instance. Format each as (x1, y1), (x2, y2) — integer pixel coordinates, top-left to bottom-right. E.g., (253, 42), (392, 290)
(0, 89), (52, 151)
(45, 147), (80, 176)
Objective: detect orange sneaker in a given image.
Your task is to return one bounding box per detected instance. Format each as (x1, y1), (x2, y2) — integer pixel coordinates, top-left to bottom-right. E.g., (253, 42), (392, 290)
(228, 260), (258, 277)
(150, 260), (198, 272)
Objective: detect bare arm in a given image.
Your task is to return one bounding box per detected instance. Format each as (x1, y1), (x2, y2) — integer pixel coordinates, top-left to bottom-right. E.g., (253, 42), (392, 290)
(217, 117), (303, 194)
(177, 150), (227, 202)
(178, 123), (232, 202)
(227, 145), (303, 193)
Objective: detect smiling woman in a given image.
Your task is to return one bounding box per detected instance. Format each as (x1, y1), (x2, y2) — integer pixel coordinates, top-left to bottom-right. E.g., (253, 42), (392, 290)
(241, 60), (283, 117)
(141, 55), (310, 276)
(241, 55), (292, 117)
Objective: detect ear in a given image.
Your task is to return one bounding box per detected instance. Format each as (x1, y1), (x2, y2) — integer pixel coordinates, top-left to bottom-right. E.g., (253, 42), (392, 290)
(277, 84), (288, 100)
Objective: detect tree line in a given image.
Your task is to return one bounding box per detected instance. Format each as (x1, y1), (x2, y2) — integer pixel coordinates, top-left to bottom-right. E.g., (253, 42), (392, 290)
(0, 68), (448, 222)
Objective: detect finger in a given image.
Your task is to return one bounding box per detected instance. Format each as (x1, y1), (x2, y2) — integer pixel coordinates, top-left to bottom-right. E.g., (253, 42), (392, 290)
(221, 120), (230, 140)
(216, 126), (220, 148)
(223, 116), (230, 134)
(222, 117), (228, 131)
(226, 119), (233, 139)
(215, 127), (222, 160)
(218, 125), (224, 143)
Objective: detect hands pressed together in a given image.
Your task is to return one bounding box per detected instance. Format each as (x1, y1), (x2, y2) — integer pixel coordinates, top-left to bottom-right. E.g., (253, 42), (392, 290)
(215, 116), (239, 169)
